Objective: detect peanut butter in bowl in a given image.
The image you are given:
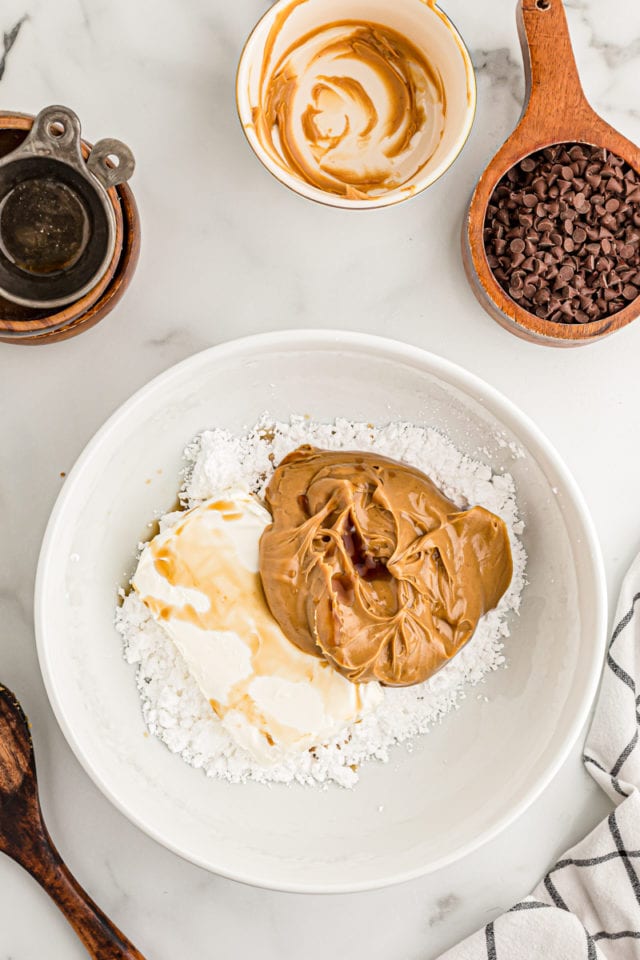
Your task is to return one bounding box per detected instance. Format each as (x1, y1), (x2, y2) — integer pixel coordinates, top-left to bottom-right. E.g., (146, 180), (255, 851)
(237, 0), (476, 208)
(259, 446), (513, 686)
(254, 22), (446, 200)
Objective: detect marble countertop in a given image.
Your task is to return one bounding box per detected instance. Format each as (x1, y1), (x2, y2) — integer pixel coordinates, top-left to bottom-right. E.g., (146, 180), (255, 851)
(1, 0), (640, 956)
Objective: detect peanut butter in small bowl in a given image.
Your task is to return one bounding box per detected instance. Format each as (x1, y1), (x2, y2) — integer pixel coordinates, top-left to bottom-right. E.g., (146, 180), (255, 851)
(237, 0), (476, 209)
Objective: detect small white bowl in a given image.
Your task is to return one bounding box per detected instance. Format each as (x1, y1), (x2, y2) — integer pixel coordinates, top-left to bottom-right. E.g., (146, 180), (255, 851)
(236, 0), (476, 209)
(35, 331), (606, 893)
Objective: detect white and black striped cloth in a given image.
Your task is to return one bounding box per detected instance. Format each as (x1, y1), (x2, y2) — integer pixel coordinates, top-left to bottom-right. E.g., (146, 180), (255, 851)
(440, 553), (640, 959)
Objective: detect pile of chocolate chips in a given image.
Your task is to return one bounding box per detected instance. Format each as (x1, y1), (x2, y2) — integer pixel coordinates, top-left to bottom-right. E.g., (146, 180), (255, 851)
(484, 143), (640, 324)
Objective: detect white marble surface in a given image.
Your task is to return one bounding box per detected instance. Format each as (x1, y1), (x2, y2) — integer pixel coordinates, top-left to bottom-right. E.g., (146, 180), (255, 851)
(1, 0), (640, 956)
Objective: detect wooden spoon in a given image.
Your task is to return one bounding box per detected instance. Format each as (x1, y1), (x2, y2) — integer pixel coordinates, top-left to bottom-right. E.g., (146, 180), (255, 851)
(463, 0), (640, 347)
(0, 684), (147, 959)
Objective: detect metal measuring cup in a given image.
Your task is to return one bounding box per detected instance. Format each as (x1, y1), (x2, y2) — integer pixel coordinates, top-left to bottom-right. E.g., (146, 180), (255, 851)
(0, 104), (135, 309)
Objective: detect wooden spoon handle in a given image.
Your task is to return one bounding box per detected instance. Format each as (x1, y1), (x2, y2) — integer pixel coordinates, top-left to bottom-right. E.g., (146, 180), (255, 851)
(17, 823), (147, 960)
(517, 0), (594, 132)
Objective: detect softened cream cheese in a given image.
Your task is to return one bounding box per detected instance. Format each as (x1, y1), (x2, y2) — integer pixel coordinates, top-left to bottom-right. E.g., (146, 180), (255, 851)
(132, 490), (382, 765)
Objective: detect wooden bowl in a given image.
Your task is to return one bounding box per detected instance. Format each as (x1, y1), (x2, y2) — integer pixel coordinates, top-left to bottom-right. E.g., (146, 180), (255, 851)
(0, 113), (140, 345)
(463, 0), (640, 347)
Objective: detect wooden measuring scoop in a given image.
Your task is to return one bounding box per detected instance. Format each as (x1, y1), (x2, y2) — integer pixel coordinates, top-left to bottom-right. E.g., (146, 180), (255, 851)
(0, 685), (147, 959)
(463, 0), (640, 346)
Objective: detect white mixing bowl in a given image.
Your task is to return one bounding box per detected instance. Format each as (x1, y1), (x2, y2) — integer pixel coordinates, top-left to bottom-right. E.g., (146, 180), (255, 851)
(35, 331), (606, 892)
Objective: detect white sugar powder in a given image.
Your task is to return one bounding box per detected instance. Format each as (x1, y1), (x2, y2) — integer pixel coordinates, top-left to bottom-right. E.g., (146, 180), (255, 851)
(116, 415), (526, 788)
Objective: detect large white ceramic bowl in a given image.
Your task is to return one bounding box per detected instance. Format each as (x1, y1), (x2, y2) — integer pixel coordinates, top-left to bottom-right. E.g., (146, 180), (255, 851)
(35, 331), (606, 893)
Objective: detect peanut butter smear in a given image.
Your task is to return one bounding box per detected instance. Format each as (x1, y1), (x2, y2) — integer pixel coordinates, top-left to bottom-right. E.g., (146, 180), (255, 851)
(252, 20), (446, 199)
(259, 447), (513, 686)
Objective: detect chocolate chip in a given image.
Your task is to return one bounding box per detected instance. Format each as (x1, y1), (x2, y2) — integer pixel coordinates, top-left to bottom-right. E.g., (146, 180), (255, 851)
(573, 192), (589, 212)
(558, 264), (575, 282)
(533, 179), (547, 199)
(534, 287), (551, 304)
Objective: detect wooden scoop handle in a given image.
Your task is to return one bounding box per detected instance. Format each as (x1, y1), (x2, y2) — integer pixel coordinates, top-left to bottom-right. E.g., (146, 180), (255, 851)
(7, 811), (147, 960)
(517, 0), (596, 137)
(0, 684), (146, 960)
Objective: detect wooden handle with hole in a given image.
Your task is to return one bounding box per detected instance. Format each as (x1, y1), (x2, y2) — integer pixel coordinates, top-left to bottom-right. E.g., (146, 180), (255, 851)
(516, 0), (595, 133)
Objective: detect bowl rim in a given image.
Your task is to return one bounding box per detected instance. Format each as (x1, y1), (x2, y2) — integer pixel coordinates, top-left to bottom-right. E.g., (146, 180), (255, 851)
(34, 329), (608, 893)
(235, 0), (477, 210)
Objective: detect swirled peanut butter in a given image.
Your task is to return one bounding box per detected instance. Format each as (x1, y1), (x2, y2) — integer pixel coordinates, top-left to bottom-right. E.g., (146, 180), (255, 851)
(252, 19), (446, 199)
(259, 447), (513, 686)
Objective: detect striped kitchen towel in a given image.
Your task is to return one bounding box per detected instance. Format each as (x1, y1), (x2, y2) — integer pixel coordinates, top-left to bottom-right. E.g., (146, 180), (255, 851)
(440, 552), (640, 959)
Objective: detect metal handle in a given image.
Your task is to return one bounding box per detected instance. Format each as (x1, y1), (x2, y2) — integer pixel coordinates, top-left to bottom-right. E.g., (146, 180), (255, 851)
(87, 139), (135, 189)
(21, 104), (85, 166)
(10, 104), (135, 189)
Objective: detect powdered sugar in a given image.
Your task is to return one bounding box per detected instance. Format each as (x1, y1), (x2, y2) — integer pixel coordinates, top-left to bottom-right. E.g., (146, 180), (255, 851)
(116, 415), (526, 788)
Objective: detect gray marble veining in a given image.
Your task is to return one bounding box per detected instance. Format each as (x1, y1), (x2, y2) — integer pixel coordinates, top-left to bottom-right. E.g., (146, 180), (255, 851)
(0, 15), (26, 82)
